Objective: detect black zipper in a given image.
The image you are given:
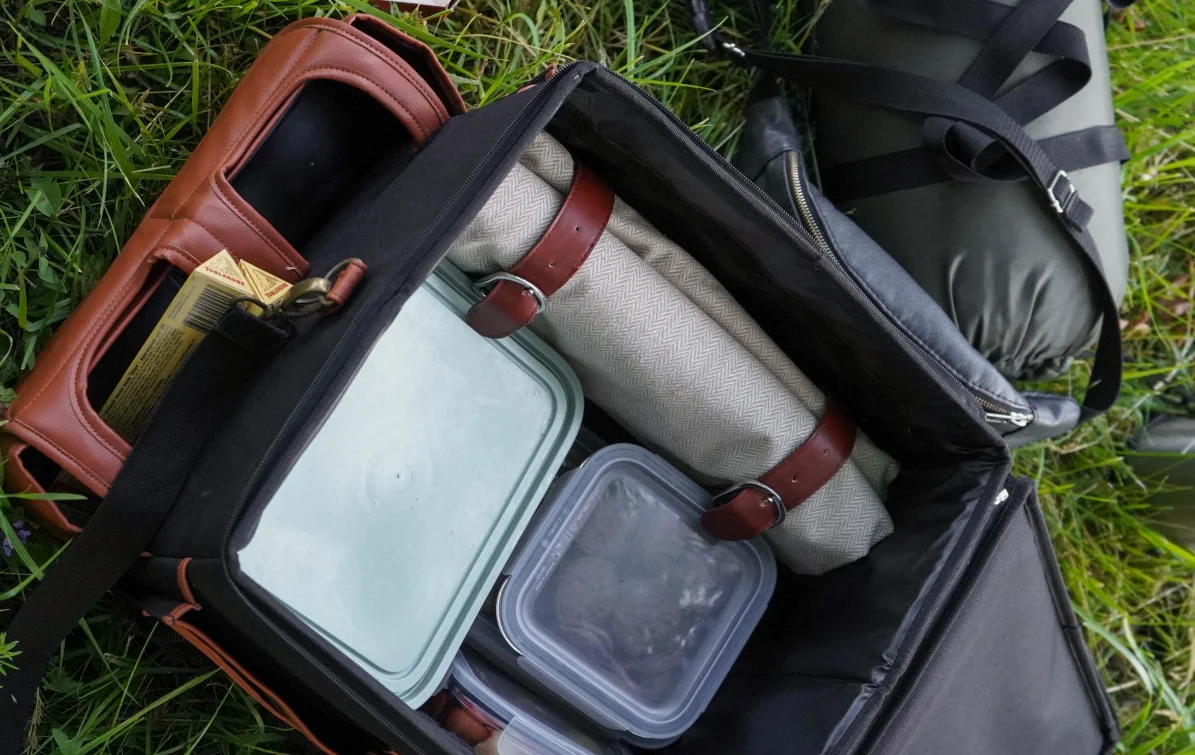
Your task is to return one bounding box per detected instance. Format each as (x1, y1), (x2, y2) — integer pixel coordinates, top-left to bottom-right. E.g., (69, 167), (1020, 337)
(217, 64), (589, 755)
(782, 152), (1033, 430)
(608, 71), (1014, 435)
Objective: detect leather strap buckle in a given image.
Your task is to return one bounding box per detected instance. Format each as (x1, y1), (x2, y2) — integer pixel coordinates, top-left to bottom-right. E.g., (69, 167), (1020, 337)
(466, 160), (614, 339)
(471, 272), (548, 314)
(701, 401), (858, 542)
(711, 480), (786, 531)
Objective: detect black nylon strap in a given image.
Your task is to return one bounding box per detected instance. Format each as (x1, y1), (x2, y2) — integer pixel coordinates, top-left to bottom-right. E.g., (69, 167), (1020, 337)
(0, 307), (292, 753)
(830, 0), (1128, 199)
(743, 49), (1121, 414)
(824, 123), (1128, 199)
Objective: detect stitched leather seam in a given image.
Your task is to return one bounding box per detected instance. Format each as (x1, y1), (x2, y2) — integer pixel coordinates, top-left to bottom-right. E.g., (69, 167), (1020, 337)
(210, 178), (301, 271)
(215, 30), (319, 177)
(12, 32), (312, 487)
(158, 244), (204, 267)
(67, 272), (145, 461)
(18, 270), (137, 432)
(7, 420), (108, 492)
(298, 19), (449, 122)
(292, 66), (429, 141)
(16, 226), (171, 489)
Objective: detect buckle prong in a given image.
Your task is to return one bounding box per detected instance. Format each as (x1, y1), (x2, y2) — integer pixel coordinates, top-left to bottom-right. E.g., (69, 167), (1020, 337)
(472, 272), (548, 315)
(711, 480), (787, 531)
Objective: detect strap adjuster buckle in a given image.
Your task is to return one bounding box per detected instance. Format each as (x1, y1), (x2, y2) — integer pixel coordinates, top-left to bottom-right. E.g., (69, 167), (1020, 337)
(1047, 170), (1077, 215)
(712, 480), (787, 531)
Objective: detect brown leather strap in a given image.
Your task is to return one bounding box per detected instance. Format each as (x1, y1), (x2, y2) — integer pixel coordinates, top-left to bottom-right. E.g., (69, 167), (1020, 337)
(323, 258), (368, 312)
(702, 402), (857, 541)
(466, 161), (614, 339)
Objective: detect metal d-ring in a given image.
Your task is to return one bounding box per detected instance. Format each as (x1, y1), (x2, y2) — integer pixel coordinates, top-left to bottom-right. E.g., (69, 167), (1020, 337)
(472, 272), (548, 314)
(711, 480), (787, 531)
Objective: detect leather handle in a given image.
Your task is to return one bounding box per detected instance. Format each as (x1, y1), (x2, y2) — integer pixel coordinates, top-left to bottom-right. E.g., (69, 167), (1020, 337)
(702, 402), (857, 541)
(3, 17), (464, 508)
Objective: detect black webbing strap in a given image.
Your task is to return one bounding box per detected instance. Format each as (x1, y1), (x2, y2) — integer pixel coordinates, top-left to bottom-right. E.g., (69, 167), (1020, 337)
(821, 0), (1129, 200)
(0, 307), (292, 753)
(743, 49), (1121, 416)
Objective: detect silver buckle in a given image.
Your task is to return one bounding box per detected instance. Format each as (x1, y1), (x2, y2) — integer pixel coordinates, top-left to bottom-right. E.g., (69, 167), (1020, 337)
(471, 272), (548, 315)
(1047, 170), (1076, 215)
(712, 480), (787, 531)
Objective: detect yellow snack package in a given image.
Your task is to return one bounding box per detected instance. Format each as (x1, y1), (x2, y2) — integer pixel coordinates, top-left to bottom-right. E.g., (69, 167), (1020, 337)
(98, 250), (254, 443)
(239, 259), (293, 312)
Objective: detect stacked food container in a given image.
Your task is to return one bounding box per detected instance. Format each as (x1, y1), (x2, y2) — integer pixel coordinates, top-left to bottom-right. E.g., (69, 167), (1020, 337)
(234, 262), (777, 749)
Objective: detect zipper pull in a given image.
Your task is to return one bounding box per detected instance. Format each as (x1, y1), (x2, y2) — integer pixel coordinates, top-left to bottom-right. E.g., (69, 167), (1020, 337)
(994, 489), (1010, 506)
(983, 409), (1033, 428)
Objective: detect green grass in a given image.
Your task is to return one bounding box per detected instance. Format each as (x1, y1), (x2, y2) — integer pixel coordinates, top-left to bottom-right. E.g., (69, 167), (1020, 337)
(0, 0), (1193, 752)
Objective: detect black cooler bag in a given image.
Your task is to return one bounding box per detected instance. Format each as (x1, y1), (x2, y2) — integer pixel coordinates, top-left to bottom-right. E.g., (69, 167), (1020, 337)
(1, 62), (1117, 755)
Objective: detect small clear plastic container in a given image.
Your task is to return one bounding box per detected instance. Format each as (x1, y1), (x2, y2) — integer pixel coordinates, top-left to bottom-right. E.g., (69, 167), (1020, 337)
(450, 651), (629, 755)
(497, 444), (776, 744)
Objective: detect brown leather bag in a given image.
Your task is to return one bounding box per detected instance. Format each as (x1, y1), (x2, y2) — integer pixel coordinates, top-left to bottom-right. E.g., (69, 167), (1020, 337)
(1, 15), (464, 540)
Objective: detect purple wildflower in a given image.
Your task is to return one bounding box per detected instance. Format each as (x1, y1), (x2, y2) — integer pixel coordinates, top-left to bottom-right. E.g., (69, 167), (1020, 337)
(2, 520), (32, 558)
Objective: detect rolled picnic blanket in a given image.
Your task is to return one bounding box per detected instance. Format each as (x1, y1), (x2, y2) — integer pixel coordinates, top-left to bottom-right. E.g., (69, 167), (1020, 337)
(447, 133), (899, 574)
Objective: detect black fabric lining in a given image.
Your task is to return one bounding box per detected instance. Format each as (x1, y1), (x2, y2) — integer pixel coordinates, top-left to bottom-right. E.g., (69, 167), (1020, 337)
(230, 80), (417, 251)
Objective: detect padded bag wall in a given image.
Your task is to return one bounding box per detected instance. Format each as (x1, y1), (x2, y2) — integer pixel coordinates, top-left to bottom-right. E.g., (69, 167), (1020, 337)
(808, 0), (1128, 381)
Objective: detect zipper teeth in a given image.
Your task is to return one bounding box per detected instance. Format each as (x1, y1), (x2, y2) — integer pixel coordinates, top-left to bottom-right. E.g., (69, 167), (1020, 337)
(784, 151), (1032, 428)
(786, 151), (832, 255)
(218, 63), (586, 755)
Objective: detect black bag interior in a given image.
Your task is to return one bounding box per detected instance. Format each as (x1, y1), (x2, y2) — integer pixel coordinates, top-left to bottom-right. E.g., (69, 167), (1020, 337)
(157, 68), (1015, 755)
(542, 73), (1010, 754)
(230, 79), (416, 251)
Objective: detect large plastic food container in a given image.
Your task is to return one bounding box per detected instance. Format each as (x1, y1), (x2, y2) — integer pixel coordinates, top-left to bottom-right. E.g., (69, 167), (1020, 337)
(450, 651), (629, 755)
(497, 444), (776, 744)
(234, 262), (584, 708)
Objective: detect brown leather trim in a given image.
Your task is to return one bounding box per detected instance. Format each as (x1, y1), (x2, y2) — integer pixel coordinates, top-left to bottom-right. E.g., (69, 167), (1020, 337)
(169, 617), (340, 755)
(176, 557), (200, 609)
(324, 259), (368, 311)
(702, 402), (857, 541)
(0, 439), (81, 540)
(466, 161), (614, 338)
(2, 17), (462, 513)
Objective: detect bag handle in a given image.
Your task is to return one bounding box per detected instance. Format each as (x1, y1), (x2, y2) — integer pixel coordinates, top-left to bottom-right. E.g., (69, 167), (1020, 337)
(2, 15), (465, 517)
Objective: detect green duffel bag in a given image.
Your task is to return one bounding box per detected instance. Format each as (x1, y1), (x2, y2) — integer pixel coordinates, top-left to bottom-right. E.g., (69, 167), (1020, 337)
(696, 0), (1131, 383)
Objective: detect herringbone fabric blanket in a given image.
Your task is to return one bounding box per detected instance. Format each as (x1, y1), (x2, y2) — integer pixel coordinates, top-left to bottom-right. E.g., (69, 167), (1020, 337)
(447, 134), (897, 574)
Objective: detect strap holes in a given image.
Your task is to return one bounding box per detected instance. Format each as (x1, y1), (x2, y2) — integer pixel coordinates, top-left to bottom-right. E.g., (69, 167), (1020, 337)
(791, 475), (799, 483)
(822, 449), (828, 455)
(548, 261), (557, 268)
(574, 225), (581, 232)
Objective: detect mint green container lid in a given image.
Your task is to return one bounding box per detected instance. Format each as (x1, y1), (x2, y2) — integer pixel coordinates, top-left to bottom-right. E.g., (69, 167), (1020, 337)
(235, 262), (583, 708)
